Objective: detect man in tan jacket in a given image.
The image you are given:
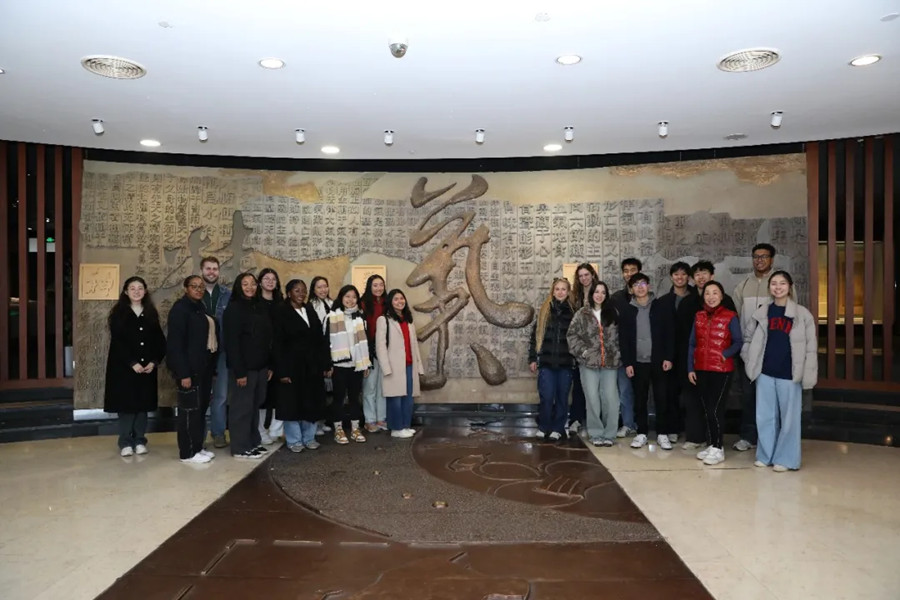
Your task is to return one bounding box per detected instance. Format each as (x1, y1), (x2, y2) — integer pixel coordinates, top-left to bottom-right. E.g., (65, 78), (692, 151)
(732, 243), (776, 452)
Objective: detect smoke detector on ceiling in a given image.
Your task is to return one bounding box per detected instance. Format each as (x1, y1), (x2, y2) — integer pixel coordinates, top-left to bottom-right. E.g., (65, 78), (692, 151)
(81, 55), (147, 79)
(717, 49), (781, 72)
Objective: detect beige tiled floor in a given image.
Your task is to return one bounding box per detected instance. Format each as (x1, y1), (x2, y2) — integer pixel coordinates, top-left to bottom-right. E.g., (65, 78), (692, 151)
(1, 432), (898, 599)
(0, 433), (271, 600)
(586, 436), (900, 600)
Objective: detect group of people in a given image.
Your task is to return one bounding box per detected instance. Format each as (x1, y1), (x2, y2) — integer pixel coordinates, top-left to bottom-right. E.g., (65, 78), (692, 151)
(104, 244), (817, 472)
(103, 256), (424, 464)
(528, 244), (818, 471)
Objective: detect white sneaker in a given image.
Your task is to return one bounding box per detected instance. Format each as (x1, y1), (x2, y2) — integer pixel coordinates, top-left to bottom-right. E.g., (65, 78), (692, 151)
(134, 444), (148, 455)
(315, 424), (325, 436)
(405, 428), (417, 435)
(199, 449), (215, 459)
(703, 447), (725, 465)
(668, 433), (678, 443)
(657, 434), (672, 451)
(535, 430), (546, 439)
(549, 431), (562, 441)
(120, 447), (134, 457)
(391, 429), (414, 439)
(754, 460), (767, 467)
(568, 421), (582, 434)
(681, 441), (702, 450)
(181, 452), (212, 464)
(732, 439), (756, 452)
(696, 446), (711, 460)
(772, 464), (789, 472)
(616, 426), (636, 438)
(630, 434), (648, 448)
(259, 432), (275, 445)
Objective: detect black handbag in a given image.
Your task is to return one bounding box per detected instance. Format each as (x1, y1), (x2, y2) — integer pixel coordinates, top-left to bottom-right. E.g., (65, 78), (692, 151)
(176, 385), (200, 410)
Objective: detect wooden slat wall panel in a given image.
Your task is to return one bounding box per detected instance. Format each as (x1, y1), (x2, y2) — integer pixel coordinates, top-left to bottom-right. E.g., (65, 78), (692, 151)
(36, 146), (47, 379)
(863, 139), (875, 380)
(884, 138), (895, 383)
(17, 144), (27, 378)
(826, 142), (838, 378)
(0, 142), (8, 382)
(844, 143), (855, 380)
(807, 143), (821, 327)
(54, 147), (64, 379)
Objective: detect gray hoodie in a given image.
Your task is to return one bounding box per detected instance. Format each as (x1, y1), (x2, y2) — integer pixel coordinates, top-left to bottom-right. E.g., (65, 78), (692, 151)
(631, 293), (655, 363)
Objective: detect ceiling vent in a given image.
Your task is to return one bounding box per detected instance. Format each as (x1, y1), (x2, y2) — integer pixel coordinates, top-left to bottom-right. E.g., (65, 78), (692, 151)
(717, 49), (780, 72)
(81, 55), (147, 79)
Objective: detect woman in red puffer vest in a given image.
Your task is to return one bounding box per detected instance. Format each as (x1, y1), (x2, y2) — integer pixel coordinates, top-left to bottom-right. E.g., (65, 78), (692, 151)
(688, 281), (742, 467)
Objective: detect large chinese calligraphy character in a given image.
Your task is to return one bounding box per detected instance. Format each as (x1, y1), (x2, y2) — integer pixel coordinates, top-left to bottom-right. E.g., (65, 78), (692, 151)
(406, 175), (534, 389)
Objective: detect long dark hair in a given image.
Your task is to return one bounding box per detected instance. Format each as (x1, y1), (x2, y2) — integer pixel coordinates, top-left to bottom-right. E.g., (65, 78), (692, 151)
(230, 272), (258, 303)
(384, 289), (413, 323)
(309, 276), (332, 308)
(257, 268), (283, 302)
(572, 263), (599, 309)
(360, 274), (386, 318)
(334, 284), (361, 316)
(108, 276), (159, 327)
(587, 280), (617, 327)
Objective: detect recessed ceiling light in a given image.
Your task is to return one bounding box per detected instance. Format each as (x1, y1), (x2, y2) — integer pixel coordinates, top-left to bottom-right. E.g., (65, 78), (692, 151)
(321, 145), (340, 155)
(556, 55), (582, 66)
(258, 58), (285, 69)
(543, 143), (562, 152)
(0, 68), (5, 75)
(849, 54), (881, 67)
(140, 139), (161, 148)
(717, 48), (781, 72)
(81, 55), (147, 79)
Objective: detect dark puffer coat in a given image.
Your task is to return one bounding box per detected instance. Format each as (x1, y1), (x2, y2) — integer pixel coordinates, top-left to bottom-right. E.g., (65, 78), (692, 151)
(527, 300), (576, 370)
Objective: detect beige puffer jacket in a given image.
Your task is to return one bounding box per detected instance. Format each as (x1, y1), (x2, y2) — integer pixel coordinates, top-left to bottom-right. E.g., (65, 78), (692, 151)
(741, 299), (818, 389)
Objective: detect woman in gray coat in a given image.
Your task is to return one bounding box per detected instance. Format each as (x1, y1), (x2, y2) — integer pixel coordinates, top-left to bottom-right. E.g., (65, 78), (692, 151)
(741, 271), (817, 472)
(375, 289), (425, 439)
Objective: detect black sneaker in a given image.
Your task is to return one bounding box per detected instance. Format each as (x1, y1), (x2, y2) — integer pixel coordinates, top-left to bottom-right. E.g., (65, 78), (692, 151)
(254, 445), (268, 454)
(233, 450), (262, 460)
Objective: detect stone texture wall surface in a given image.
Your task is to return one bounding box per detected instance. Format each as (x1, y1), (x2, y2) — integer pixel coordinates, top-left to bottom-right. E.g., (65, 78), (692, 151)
(77, 156), (807, 408)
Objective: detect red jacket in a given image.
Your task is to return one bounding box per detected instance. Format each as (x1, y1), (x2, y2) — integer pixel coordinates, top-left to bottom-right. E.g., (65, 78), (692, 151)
(693, 305), (738, 373)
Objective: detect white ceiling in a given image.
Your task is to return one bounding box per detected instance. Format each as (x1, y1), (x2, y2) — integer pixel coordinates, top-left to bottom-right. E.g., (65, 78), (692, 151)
(1, 1), (899, 161)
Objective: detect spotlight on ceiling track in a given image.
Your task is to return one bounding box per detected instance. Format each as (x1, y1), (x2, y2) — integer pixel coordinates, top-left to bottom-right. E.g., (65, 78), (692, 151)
(197, 126), (208, 142)
(92, 119), (104, 135)
(295, 129), (305, 144)
(564, 126), (574, 142)
(475, 128), (485, 144)
(384, 130), (394, 146)
(770, 111), (783, 128)
(658, 121), (669, 138)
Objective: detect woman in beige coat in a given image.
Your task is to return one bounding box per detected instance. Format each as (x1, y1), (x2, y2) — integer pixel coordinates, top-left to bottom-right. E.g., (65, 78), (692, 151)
(375, 289), (425, 439)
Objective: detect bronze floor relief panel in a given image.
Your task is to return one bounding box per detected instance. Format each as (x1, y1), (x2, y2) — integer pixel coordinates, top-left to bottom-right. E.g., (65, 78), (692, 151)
(96, 428), (712, 599)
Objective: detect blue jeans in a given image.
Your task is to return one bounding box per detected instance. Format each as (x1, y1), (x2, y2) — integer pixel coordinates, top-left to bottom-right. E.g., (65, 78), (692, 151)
(755, 374), (802, 469)
(284, 420), (318, 446)
(617, 365), (636, 429)
(208, 351), (229, 437)
(537, 367), (573, 435)
(386, 365), (414, 431)
(362, 359), (386, 424)
(569, 366), (587, 425)
(580, 367), (619, 441)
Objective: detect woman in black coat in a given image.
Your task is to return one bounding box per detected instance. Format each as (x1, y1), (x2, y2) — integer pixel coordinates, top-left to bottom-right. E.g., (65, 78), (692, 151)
(273, 279), (331, 452)
(223, 272), (274, 459)
(167, 275), (217, 464)
(104, 276), (166, 457)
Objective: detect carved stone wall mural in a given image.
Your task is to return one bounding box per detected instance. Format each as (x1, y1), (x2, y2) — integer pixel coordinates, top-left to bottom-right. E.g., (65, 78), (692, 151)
(76, 156), (808, 408)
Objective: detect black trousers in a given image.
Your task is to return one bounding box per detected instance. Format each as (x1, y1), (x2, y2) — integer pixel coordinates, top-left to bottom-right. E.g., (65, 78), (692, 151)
(330, 366), (364, 427)
(229, 369), (268, 454)
(177, 372), (211, 460)
(683, 369), (707, 444)
(568, 366), (587, 426)
(696, 370), (733, 449)
(631, 362), (671, 435)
